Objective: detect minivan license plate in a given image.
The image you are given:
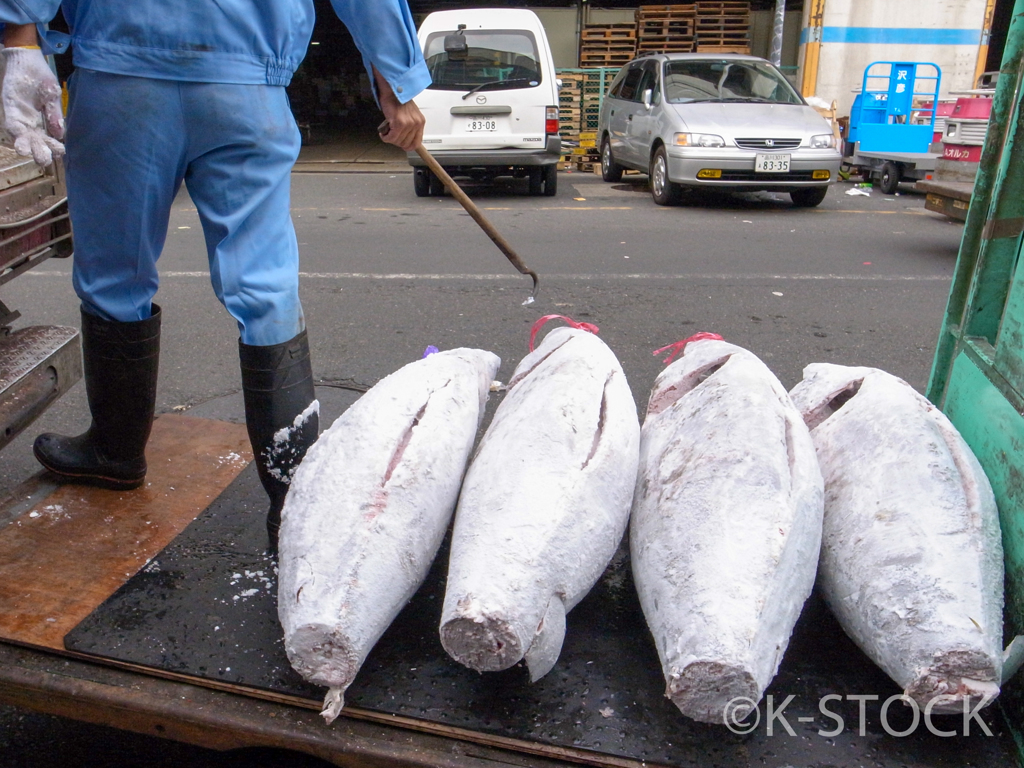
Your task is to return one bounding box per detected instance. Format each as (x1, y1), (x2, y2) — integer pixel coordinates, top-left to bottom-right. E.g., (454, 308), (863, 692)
(755, 153), (790, 172)
(466, 118), (497, 132)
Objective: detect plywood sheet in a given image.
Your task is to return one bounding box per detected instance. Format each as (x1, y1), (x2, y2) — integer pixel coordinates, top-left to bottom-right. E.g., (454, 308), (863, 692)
(0, 414), (251, 650)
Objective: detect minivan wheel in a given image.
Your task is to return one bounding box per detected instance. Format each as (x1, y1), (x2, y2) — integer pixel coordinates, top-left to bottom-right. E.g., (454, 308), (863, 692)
(413, 168), (431, 197)
(790, 186), (828, 207)
(542, 164), (558, 196)
(651, 146), (681, 205)
(601, 139), (623, 182)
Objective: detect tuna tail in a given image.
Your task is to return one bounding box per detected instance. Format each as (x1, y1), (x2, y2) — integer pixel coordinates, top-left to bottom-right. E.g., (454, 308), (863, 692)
(321, 687), (345, 724)
(525, 595), (567, 682)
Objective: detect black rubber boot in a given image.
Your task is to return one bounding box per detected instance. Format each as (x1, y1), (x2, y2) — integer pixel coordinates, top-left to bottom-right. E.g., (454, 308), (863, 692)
(239, 330), (319, 554)
(33, 305), (161, 490)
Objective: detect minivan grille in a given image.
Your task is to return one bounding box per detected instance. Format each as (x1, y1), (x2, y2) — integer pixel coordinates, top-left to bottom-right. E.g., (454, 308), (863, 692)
(734, 138), (802, 150)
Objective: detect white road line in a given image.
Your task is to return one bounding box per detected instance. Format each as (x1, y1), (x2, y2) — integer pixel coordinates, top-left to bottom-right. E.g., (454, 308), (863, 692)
(22, 271), (951, 282)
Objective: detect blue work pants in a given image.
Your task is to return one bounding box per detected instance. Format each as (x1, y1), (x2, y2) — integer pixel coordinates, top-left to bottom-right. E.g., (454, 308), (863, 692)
(65, 70), (304, 346)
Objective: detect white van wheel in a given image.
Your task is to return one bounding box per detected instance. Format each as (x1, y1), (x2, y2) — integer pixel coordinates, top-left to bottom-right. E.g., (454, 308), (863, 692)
(528, 167), (544, 196)
(542, 164), (558, 196)
(428, 171), (446, 196)
(413, 168), (431, 197)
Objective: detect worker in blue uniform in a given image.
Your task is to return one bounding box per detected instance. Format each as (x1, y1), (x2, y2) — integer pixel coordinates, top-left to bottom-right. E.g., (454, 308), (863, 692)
(0, 1), (429, 550)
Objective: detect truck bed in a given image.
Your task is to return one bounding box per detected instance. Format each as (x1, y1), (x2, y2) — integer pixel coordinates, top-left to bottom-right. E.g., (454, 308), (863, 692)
(0, 414), (1016, 767)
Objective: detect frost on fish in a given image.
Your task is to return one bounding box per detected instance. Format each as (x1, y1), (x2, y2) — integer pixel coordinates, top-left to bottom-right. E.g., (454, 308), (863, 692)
(440, 327), (640, 681)
(631, 338), (823, 725)
(277, 348), (500, 723)
(790, 363), (1004, 714)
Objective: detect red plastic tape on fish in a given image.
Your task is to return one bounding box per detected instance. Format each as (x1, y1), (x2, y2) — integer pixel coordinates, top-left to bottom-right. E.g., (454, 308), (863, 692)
(653, 332), (724, 364)
(529, 315), (600, 351)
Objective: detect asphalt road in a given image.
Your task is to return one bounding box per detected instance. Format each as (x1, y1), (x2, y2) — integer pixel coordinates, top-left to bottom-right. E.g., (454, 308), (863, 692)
(1, 171), (1013, 767)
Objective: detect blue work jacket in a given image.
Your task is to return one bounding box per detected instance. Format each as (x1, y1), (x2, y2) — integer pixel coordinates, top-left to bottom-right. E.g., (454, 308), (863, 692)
(0, 0), (430, 100)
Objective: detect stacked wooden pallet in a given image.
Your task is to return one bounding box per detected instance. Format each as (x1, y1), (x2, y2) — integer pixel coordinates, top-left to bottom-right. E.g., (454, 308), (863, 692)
(578, 24), (636, 69)
(557, 69), (616, 172)
(559, 71), (585, 139)
(636, 4), (696, 54)
(694, 1), (751, 54)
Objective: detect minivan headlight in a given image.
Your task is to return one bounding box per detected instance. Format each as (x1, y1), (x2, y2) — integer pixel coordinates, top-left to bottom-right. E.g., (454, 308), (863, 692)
(811, 133), (838, 149)
(674, 133), (725, 148)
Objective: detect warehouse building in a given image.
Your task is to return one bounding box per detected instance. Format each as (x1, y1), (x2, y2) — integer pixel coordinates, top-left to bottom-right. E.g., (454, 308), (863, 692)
(287, 0), (1014, 142)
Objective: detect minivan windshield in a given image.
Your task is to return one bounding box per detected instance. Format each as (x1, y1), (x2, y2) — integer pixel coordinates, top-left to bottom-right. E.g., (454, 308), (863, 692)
(424, 29), (542, 92)
(663, 60), (803, 105)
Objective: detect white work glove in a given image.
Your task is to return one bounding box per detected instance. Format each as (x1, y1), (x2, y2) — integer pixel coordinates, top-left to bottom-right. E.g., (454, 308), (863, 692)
(2, 46), (65, 167)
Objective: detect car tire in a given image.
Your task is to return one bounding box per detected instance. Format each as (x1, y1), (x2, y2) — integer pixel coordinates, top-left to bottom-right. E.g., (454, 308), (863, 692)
(542, 164), (558, 196)
(428, 171), (446, 197)
(879, 161), (901, 195)
(413, 168), (431, 197)
(528, 167), (544, 196)
(790, 186), (828, 207)
(601, 138), (624, 182)
(650, 146), (682, 206)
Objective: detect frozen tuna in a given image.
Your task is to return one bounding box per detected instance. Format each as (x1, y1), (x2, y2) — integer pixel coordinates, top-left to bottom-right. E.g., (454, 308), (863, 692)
(277, 347), (500, 723)
(631, 336), (823, 725)
(790, 363), (1004, 714)
(440, 325), (640, 681)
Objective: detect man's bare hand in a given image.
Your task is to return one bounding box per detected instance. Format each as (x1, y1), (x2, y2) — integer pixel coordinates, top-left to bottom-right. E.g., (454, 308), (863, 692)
(373, 67), (425, 151)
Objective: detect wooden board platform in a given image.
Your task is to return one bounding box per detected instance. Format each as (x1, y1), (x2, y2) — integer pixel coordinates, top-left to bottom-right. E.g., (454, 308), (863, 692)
(0, 414), (251, 651)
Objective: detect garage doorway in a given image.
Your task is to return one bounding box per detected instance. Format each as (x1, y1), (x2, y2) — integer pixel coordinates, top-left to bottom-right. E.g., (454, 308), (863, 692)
(287, 0), (399, 161)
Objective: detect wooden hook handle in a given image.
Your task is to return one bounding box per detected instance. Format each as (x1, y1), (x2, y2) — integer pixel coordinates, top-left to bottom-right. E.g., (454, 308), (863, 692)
(414, 146), (539, 295)
(378, 119), (538, 296)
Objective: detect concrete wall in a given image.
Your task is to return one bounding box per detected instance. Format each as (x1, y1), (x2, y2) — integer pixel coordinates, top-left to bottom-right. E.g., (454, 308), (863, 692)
(533, 8), (580, 70)
(584, 8), (637, 26)
(749, 9), (803, 67)
(801, 0), (989, 114)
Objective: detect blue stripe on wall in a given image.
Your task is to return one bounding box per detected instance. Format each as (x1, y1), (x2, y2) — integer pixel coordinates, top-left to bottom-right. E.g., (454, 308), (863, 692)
(799, 27), (981, 46)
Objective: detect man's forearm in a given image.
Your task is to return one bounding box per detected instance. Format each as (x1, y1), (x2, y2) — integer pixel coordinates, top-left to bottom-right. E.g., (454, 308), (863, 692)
(4, 23), (39, 48)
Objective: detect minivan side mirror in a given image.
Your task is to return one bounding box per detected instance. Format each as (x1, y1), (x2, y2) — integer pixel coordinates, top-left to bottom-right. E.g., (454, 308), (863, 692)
(445, 25), (468, 61)
(642, 88), (653, 109)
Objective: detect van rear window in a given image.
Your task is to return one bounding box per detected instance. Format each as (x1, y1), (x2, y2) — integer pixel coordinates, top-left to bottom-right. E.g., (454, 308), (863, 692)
(424, 30), (542, 92)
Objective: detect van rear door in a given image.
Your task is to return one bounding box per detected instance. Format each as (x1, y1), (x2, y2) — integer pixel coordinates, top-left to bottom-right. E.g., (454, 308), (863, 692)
(420, 26), (550, 151)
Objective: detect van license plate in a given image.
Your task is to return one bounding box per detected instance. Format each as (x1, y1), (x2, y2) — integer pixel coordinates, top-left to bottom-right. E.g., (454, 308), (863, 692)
(466, 118), (497, 132)
(755, 153), (790, 172)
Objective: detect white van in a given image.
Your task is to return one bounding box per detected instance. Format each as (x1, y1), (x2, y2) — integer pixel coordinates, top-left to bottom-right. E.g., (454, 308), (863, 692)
(409, 9), (562, 197)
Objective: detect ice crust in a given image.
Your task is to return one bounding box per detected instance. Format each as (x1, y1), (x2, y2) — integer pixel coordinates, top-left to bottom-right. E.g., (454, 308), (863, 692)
(790, 363), (1005, 714)
(631, 338), (824, 724)
(440, 327), (640, 681)
(276, 347), (500, 723)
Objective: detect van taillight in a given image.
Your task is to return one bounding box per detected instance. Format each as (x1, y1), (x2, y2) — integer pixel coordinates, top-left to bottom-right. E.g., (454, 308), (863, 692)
(546, 106), (559, 135)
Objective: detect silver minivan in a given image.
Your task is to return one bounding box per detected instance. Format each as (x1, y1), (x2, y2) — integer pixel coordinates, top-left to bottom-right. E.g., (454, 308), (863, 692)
(598, 53), (842, 207)
(409, 9), (562, 197)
